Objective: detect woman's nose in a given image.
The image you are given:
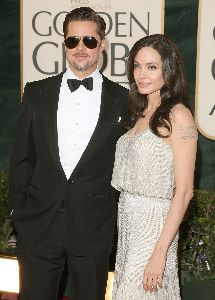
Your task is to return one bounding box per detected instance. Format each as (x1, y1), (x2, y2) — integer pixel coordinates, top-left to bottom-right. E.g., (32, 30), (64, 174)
(139, 69), (146, 79)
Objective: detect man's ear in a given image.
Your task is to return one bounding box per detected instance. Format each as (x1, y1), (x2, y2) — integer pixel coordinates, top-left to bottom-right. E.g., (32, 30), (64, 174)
(100, 38), (106, 53)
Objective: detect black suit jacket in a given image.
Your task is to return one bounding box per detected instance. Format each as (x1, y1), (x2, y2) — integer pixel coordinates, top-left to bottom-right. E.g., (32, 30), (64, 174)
(9, 72), (128, 257)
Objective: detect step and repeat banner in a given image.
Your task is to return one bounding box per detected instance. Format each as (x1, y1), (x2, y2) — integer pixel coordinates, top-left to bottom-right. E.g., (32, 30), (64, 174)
(21, 0), (164, 89)
(21, 0), (215, 140)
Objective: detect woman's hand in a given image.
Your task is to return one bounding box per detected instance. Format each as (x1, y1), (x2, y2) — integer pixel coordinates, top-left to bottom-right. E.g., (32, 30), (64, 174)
(143, 251), (166, 293)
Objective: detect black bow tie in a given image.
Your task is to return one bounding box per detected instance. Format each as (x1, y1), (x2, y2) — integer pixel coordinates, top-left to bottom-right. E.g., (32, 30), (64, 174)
(67, 77), (93, 92)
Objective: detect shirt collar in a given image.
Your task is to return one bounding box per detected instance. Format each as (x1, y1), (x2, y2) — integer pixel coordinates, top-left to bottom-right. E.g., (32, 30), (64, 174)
(65, 67), (103, 90)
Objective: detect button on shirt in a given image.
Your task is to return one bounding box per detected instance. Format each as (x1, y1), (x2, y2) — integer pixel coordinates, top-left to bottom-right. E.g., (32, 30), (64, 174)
(57, 68), (103, 179)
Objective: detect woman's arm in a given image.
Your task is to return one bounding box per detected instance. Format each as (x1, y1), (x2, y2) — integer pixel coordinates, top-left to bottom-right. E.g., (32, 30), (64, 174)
(143, 104), (197, 292)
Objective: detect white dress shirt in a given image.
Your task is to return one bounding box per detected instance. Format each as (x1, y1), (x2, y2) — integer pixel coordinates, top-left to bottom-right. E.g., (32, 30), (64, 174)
(57, 68), (103, 179)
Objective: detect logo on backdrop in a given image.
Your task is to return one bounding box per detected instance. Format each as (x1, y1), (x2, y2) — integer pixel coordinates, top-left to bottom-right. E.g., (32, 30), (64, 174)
(31, 10), (150, 80)
(195, 0), (215, 140)
(22, 0), (164, 88)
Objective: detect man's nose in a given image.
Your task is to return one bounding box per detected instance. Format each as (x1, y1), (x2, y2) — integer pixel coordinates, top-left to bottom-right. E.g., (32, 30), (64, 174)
(77, 39), (85, 50)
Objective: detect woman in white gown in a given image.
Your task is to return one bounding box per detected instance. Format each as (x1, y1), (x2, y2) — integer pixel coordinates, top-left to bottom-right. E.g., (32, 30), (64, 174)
(111, 34), (197, 300)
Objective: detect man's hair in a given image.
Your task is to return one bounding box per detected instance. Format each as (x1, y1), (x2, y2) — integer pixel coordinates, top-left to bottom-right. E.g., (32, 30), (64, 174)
(63, 7), (106, 39)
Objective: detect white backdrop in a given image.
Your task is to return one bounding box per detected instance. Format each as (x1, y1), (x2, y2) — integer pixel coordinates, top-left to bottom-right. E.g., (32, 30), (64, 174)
(21, 0), (164, 89)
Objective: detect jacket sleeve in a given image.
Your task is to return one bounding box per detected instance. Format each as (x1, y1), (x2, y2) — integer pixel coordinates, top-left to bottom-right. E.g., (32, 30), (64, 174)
(8, 83), (36, 212)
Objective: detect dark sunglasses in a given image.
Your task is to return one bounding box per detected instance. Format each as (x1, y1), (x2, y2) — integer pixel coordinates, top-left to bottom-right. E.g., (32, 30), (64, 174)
(64, 36), (98, 49)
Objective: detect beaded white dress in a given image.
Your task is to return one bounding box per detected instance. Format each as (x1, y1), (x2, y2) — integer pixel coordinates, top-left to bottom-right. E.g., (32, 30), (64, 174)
(111, 129), (181, 300)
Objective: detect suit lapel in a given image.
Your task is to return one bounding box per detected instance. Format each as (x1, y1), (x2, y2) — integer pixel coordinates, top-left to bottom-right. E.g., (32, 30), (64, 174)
(41, 72), (66, 178)
(70, 76), (120, 179)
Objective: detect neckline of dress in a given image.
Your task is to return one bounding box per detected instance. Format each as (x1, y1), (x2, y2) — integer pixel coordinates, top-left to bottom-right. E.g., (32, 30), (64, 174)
(127, 129), (172, 149)
(127, 128), (150, 138)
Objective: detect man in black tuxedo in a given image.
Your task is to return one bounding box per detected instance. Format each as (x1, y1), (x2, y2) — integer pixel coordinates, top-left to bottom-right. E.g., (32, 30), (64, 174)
(9, 7), (128, 300)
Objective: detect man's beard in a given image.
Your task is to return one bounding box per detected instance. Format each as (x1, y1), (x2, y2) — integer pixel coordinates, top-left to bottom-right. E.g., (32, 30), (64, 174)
(73, 61), (96, 72)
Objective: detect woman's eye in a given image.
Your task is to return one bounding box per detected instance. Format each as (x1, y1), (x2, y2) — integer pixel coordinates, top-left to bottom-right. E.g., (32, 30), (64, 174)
(148, 65), (157, 70)
(134, 63), (140, 69)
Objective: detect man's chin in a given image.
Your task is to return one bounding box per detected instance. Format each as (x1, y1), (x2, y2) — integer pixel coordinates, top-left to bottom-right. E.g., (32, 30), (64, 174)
(70, 61), (97, 74)
(74, 65), (89, 72)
